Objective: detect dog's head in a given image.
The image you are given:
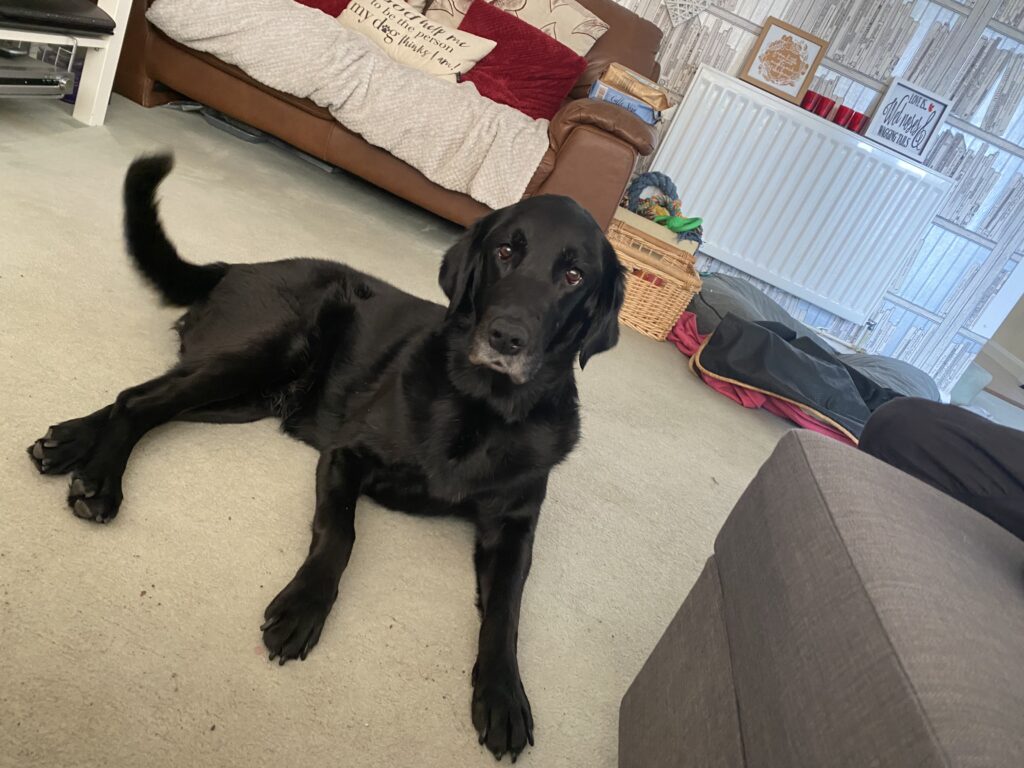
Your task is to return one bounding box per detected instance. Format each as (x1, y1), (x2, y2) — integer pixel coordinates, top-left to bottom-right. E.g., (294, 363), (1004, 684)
(439, 195), (625, 385)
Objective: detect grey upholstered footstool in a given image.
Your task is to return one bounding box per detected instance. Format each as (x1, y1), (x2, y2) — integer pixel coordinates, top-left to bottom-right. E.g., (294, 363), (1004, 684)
(620, 431), (1024, 768)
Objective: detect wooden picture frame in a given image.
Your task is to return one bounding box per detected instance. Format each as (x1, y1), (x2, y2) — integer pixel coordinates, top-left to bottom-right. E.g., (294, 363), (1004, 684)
(739, 17), (828, 104)
(863, 78), (950, 161)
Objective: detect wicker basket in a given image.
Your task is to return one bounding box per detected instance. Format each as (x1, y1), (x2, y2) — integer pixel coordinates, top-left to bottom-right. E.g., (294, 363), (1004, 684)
(608, 212), (702, 341)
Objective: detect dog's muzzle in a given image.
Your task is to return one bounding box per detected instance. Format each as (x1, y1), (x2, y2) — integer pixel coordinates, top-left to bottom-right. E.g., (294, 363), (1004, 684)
(468, 335), (534, 384)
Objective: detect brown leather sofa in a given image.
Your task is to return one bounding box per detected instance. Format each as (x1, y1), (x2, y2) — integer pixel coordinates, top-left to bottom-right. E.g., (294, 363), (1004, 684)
(113, 0), (662, 229)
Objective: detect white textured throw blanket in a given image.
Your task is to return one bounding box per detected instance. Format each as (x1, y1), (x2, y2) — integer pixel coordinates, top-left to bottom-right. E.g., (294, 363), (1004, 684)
(147, 0), (551, 209)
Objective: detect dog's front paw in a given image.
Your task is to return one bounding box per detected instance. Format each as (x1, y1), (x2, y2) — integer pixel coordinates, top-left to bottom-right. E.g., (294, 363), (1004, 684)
(261, 568), (337, 665)
(472, 660), (534, 762)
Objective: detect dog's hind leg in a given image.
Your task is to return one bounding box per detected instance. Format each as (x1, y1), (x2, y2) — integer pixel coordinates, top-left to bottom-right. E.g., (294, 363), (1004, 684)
(174, 395), (272, 424)
(28, 405), (114, 476)
(30, 346), (296, 523)
(27, 395), (268, 477)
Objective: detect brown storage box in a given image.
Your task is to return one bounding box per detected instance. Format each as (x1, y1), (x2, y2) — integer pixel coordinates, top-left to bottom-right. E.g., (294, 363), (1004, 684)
(608, 208), (702, 341)
(601, 63), (673, 110)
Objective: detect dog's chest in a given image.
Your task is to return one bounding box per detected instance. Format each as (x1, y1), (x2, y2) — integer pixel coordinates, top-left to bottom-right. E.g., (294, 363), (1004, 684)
(360, 459), (464, 516)
(356, 412), (547, 514)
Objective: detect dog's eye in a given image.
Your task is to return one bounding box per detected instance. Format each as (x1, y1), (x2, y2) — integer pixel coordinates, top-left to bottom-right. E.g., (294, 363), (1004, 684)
(565, 268), (583, 286)
(496, 244), (514, 262)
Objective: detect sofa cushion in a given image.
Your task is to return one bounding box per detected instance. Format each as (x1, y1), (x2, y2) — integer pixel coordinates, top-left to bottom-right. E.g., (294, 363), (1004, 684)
(153, 31), (335, 122)
(460, 0), (586, 120)
(293, 0), (351, 14)
(425, 0), (607, 57)
(715, 430), (1024, 767)
(148, 0), (550, 209)
(338, 0), (495, 79)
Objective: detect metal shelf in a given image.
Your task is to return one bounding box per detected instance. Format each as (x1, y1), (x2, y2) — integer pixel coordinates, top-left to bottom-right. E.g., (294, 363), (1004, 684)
(0, 0), (128, 125)
(0, 26), (109, 50)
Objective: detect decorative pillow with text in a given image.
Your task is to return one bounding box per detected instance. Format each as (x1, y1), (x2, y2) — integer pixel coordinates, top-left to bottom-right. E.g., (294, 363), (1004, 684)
(425, 0), (607, 57)
(338, 0), (496, 79)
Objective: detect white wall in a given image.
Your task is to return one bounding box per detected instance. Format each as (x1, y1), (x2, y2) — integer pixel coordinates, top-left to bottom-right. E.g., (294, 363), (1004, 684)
(987, 296), (1024, 362)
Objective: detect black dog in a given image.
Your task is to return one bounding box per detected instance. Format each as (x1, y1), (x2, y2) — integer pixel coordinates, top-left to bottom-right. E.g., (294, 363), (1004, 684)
(28, 155), (624, 761)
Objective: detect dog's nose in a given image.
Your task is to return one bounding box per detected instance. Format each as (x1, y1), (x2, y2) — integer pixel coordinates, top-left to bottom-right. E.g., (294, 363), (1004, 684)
(488, 318), (529, 356)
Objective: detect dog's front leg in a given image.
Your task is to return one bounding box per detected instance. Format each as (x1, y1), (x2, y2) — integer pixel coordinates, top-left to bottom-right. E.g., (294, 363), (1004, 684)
(472, 508), (539, 761)
(262, 447), (362, 664)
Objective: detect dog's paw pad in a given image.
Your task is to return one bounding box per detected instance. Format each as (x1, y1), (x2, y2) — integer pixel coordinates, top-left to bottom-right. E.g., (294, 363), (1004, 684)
(69, 477), (97, 498)
(71, 496), (117, 524)
(67, 473), (121, 524)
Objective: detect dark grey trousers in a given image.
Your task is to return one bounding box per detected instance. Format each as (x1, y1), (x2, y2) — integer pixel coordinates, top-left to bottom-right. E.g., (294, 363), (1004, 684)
(860, 398), (1024, 540)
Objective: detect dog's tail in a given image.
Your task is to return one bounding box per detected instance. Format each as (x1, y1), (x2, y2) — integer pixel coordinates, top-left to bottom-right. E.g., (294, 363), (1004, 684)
(123, 153), (226, 306)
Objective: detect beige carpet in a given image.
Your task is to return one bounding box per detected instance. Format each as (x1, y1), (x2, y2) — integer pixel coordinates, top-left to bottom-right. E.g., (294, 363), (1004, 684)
(0, 97), (788, 768)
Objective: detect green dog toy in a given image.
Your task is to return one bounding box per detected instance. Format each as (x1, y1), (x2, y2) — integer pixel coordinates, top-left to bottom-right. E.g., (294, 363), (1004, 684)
(654, 214), (703, 234)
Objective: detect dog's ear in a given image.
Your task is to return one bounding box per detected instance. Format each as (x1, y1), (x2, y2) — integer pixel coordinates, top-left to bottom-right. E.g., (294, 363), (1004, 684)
(579, 239), (626, 369)
(439, 212), (498, 317)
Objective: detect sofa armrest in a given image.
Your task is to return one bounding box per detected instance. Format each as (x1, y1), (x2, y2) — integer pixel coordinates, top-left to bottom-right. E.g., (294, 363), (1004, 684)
(548, 99), (657, 156)
(523, 100), (657, 228)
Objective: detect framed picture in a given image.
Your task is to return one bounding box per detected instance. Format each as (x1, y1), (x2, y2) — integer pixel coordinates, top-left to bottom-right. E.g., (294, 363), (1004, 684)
(863, 78), (950, 161)
(739, 17), (828, 104)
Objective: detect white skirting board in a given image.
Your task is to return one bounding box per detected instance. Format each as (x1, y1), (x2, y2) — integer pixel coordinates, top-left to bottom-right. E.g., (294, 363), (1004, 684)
(983, 341), (1024, 384)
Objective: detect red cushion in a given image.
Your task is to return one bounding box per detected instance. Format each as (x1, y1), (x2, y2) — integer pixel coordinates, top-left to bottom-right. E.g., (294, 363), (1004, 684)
(294, 0), (350, 16)
(460, 0), (587, 121)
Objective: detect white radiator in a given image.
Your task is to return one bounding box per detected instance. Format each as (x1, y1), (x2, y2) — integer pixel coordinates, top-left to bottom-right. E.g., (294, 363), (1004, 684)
(651, 66), (953, 325)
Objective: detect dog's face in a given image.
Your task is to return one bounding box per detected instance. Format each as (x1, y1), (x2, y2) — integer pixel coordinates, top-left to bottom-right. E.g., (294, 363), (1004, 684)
(439, 195), (625, 385)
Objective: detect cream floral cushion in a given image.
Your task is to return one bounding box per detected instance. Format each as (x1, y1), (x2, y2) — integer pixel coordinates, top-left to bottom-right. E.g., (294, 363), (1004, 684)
(425, 0), (608, 57)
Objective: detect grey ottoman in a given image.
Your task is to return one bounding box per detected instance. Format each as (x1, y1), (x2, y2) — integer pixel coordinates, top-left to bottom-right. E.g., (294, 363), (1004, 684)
(620, 431), (1024, 768)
